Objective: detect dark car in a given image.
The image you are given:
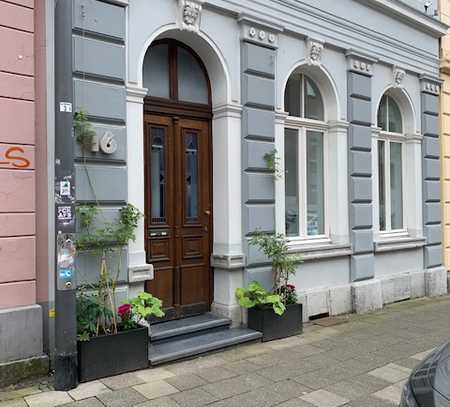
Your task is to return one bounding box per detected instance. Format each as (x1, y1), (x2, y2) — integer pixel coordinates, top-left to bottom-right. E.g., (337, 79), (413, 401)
(400, 343), (450, 406)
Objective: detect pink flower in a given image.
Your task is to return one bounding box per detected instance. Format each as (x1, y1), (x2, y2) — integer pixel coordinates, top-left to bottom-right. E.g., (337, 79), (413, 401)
(118, 303), (131, 317)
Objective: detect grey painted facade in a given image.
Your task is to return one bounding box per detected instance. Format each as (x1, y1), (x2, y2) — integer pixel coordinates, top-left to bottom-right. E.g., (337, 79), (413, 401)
(67, 0), (448, 326)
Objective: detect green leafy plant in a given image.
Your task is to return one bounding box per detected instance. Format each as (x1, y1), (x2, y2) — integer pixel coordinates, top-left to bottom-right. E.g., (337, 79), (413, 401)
(74, 110), (96, 151)
(129, 292), (165, 320)
(75, 204), (142, 251)
(264, 149), (282, 179)
(236, 281), (285, 315)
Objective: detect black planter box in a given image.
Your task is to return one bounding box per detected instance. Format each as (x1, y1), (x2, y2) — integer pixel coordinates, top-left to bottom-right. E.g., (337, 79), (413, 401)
(248, 303), (303, 342)
(78, 327), (148, 382)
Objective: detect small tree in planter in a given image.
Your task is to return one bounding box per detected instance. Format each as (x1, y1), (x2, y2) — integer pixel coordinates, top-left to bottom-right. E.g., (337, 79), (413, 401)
(74, 111), (164, 381)
(236, 231), (302, 341)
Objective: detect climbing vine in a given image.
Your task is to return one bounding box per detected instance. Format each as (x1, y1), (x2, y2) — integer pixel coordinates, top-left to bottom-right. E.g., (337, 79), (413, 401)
(264, 149), (283, 180)
(74, 110), (96, 151)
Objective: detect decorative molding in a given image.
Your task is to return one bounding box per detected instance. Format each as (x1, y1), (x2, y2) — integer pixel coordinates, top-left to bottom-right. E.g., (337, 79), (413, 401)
(212, 103), (243, 119)
(238, 14), (281, 49)
(126, 85), (148, 104)
(275, 110), (289, 124)
(128, 264), (154, 283)
(306, 38), (324, 66)
(374, 236), (426, 253)
(211, 253), (246, 270)
(346, 50), (377, 76)
(178, 0), (205, 32)
(419, 74), (442, 95)
(393, 66), (406, 87)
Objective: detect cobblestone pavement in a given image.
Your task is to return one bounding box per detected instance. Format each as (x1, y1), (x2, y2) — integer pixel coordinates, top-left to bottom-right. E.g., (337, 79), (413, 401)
(3, 295), (450, 407)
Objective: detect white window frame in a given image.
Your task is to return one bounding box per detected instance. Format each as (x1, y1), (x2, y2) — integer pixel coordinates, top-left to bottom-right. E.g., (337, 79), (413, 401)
(377, 132), (408, 238)
(284, 117), (330, 245)
(376, 94), (407, 239)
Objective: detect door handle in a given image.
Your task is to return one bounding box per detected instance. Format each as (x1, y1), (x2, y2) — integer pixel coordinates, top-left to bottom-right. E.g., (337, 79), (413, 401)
(150, 231), (168, 237)
(205, 210), (211, 216)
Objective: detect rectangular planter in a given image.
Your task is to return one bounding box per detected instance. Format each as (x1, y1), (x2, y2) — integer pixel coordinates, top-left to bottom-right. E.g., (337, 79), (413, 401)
(248, 303), (303, 342)
(78, 327), (148, 382)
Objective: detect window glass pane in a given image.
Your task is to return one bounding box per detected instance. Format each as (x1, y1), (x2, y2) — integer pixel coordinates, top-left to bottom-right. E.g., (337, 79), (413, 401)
(390, 142), (403, 229)
(143, 44), (170, 99)
(378, 140), (386, 231)
(378, 95), (388, 131)
(284, 73), (302, 117)
(304, 76), (324, 121)
(178, 47), (209, 104)
(285, 129), (299, 236)
(388, 96), (403, 133)
(306, 131), (324, 235)
(151, 127), (166, 222)
(185, 132), (199, 219)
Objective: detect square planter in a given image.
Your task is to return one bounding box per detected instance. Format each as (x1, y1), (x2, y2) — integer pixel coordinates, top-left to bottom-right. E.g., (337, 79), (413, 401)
(78, 327), (148, 382)
(248, 303), (303, 342)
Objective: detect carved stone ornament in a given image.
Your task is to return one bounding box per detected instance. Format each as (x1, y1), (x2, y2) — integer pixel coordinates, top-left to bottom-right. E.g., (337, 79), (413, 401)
(307, 39), (324, 65)
(178, 0), (205, 32)
(393, 67), (406, 87)
(422, 81), (440, 95)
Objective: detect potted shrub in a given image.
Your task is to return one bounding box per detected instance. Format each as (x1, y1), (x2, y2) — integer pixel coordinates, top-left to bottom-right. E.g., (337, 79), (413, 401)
(236, 232), (302, 341)
(77, 291), (164, 382)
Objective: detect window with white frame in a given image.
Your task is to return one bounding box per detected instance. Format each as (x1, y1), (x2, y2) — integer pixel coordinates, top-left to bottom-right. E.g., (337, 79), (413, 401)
(377, 94), (405, 234)
(284, 73), (327, 239)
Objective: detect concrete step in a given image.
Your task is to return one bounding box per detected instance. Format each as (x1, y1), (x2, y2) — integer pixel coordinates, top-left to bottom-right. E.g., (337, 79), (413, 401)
(150, 313), (231, 343)
(148, 327), (262, 365)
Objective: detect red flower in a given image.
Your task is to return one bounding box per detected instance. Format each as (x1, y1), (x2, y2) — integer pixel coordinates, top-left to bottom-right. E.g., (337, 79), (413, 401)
(118, 303), (131, 317)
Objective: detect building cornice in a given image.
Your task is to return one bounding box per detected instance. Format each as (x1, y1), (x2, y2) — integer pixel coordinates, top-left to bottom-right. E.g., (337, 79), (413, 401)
(353, 0), (448, 38)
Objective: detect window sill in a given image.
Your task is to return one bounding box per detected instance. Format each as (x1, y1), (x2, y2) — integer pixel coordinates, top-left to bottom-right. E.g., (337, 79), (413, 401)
(374, 236), (426, 253)
(287, 241), (352, 261)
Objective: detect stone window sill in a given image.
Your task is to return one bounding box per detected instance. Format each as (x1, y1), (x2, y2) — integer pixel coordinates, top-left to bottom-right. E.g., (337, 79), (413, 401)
(374, 236), (426, 253)
(288, 242), (352, 261)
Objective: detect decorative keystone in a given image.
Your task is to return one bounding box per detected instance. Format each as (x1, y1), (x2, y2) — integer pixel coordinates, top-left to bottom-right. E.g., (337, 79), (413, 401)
(178, 0), (205, 32)
(393, 66), (406, 87)
(306, 38), (324, 66)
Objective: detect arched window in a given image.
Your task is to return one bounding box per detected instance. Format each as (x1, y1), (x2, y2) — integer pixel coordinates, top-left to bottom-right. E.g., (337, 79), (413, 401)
(284, 73), (326, 239)
(143, 40), (210, 105)
(377, 94), (405, 233)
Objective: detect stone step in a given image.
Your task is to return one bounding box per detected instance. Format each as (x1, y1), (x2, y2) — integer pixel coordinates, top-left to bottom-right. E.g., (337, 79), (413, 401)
(150, 313), (232, 343)
(148, 327), (262, 365)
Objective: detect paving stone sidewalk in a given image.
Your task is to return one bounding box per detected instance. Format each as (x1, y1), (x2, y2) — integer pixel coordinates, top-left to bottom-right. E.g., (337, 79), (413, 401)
(3, 295), (450, 407)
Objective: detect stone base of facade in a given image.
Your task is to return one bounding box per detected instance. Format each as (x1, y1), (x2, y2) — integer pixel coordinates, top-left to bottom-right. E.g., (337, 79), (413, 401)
(0, 355), (49, 388)
(425, 266), (448, 297)
(0, 305), (44, 363)
(297, 269), (448, 321)
(211, 302), (242, 327)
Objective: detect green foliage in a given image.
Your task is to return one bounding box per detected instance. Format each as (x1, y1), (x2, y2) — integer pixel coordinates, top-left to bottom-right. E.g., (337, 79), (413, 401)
(129, 292), (165, 319)
(74, 110), (96, 151)
(235, 281), (285, 316)
(76, 289), (115, 341)
(75, 204), (142, 251)
(249, 231), (302, 306)
(263, 149), (282, 179)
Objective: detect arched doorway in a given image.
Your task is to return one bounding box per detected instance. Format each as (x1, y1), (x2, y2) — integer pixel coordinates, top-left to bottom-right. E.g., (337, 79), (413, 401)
(143, 39), (213, 321)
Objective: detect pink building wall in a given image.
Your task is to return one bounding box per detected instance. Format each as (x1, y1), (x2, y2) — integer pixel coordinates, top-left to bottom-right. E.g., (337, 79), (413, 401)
(0, 0), (37, 309)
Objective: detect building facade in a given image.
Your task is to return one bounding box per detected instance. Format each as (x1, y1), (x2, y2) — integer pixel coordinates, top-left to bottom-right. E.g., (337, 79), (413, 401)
(0, 0), (51, 380)
(441, 0), (450, 279)
(65, 0), (448, 327)
(1, 0), (449, 381)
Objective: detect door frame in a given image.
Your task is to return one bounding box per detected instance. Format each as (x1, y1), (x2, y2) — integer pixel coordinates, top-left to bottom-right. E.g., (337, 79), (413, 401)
(143, 39), (214, 316)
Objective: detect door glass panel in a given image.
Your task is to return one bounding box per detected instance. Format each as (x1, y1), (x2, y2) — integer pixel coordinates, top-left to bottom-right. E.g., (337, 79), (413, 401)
(185, 132), (199, 220)
(285, 128), (299, 236)
(306, 131), (324, 235)
(178, 47), (209, 104)
(378, 140), (386, 231)
(151, 127), (166, 223)
(143, 44), (170, 99)
(390, 142), (403, 230)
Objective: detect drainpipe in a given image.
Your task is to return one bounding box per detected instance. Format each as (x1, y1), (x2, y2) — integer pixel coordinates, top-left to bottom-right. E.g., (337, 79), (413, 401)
(54, 0), (78, 390)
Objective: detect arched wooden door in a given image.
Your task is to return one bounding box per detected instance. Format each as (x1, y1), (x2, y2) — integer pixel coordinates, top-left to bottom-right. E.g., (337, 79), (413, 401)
(143, 40), (213, 321)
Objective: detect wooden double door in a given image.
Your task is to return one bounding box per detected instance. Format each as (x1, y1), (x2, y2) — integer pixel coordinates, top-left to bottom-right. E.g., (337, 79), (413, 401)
(144, 113), (212, 321)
